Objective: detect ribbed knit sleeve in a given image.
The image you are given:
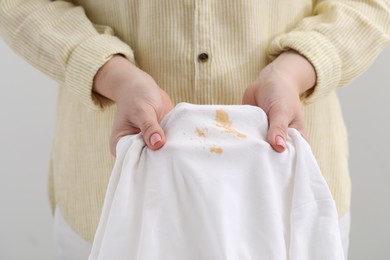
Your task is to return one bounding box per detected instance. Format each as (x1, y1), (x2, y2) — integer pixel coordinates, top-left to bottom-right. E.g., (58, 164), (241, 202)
(268, 0), (390, 103)
(0, 0), (134, 111)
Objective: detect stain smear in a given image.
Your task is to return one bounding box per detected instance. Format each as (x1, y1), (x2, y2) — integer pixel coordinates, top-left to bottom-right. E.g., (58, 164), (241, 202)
(210, 145), (223, 155)
(196, 127), (207, 138)
(215, 110), (246, 138)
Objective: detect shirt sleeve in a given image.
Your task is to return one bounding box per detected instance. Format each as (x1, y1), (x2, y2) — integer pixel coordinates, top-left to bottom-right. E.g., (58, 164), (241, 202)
(267, 0), (390, 104)
(0, 0), (135, 111)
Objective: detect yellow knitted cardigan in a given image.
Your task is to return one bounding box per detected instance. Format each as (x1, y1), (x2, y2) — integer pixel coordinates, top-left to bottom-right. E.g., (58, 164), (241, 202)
(1, 0), (389, 242)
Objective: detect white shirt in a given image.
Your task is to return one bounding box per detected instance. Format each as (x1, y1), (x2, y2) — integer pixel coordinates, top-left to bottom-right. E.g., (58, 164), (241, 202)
(89, 103), (344, 260)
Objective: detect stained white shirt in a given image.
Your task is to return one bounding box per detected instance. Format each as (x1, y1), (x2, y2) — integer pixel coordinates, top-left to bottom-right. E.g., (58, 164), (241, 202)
(89, 103), (344, 260)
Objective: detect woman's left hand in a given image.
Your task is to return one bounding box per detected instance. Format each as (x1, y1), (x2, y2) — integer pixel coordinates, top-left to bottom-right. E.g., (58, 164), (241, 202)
(242, 51), (316, 152)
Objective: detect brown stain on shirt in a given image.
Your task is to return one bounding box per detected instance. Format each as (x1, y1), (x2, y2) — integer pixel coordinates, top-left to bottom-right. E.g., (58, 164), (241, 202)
(215, 110), (246, 138)
(196, 127), (207, 138)
(210, 145), (223, 155)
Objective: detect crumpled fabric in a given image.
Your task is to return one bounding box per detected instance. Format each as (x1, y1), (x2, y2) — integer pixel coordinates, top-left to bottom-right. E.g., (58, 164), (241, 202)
(89, 103), (344, 260)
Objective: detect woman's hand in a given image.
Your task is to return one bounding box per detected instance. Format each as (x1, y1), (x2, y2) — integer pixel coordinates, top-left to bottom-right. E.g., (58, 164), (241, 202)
(93, 55), (172, 156)
(242, 51), (316, 152)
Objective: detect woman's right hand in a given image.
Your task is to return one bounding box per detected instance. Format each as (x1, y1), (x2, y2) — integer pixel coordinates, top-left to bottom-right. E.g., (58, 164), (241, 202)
(93, 55), (173, 156)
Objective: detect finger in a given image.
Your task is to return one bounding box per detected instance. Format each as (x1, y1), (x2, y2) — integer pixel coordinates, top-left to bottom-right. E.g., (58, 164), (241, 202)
(133, 106), (166, 151)
(242, 85), (257, 106)
(266, 107), (290, 153)
(109, 123), (140, 157)
(289, 117), (308, 140)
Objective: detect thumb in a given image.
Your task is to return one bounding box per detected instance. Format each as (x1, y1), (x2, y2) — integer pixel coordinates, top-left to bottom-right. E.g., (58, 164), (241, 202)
(135, 108), (166, 150)
(266, 107), (289, 153)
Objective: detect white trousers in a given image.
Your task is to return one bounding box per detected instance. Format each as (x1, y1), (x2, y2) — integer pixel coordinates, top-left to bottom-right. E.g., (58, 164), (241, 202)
(53, 206), (351, 260)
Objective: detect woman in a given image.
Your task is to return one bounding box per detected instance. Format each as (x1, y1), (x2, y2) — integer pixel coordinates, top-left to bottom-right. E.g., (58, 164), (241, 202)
(1, 0), (389, 259)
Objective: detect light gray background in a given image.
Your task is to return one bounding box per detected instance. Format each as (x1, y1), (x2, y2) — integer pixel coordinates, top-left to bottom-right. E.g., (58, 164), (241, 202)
(0, 38), (389, 260)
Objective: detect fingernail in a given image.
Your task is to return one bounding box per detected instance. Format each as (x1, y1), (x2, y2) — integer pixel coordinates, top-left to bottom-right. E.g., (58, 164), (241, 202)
(275, 135), (286, 149)
(150, 133), (162, 146)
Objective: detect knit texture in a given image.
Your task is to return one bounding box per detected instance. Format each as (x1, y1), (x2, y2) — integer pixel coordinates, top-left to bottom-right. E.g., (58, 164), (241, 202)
(1, 0), (389, 242)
